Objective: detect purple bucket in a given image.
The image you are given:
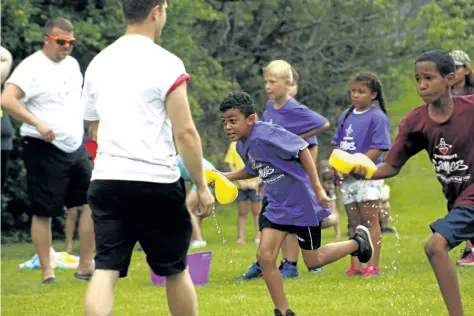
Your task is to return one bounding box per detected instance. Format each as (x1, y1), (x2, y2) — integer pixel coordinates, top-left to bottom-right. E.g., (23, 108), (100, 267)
(150, 251), (212, 286)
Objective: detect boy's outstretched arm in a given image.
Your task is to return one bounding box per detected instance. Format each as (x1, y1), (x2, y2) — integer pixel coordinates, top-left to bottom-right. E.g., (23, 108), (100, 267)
(371, 163), (400, 179)
(300, 148), (330, 208)
(351, 162), (400, 180)
(223, 168), (256, 181)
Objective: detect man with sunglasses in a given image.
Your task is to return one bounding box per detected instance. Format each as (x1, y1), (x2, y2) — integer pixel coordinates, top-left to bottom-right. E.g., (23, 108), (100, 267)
(1, 17), (94, 284)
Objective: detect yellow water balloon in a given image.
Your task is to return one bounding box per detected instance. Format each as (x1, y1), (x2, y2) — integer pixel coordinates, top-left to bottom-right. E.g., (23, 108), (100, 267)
(204, 170), (238, 204)
(329, 149), (376, 179)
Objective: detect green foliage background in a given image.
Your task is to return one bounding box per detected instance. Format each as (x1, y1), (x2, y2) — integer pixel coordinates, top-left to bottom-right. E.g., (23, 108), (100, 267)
(1, 0), (473, 239)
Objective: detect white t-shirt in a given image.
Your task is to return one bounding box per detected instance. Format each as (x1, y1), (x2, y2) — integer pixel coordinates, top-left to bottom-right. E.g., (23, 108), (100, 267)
(83, 34), (190, 183)
(5, 51), (84, 153)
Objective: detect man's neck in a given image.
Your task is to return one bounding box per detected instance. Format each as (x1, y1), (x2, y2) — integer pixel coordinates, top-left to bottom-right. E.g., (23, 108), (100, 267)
(125, 24), (156, 42)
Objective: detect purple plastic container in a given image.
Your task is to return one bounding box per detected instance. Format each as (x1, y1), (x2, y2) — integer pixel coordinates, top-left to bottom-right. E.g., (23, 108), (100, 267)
(150, 251), (212, 286)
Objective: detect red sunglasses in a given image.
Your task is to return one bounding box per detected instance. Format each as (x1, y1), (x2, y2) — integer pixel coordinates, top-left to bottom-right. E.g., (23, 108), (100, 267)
(47, 35), (75, 46)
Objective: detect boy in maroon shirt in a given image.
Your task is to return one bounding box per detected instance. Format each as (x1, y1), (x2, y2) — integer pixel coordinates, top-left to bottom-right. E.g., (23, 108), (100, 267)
(352, 50), (473, 316)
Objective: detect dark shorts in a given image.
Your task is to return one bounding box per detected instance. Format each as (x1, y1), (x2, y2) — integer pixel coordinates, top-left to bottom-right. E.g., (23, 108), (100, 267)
(88, 178), (192, 278)
(258, 197), (321, 250)
(22, 137), (92, 218)
(430, 206), (474, 248)
(236, 188), (262, 202)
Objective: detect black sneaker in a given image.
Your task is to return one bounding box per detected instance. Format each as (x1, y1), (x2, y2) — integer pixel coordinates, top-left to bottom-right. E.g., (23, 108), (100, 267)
(351, 225), (374, 263)
(381, 226), (395, 234)
(274, 309), (296, 316)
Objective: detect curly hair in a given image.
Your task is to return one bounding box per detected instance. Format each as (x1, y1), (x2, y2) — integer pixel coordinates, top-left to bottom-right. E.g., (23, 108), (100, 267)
(219, 91), (255, 118)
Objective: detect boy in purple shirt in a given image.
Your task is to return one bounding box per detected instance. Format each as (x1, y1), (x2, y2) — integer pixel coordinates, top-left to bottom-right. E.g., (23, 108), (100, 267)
(352, 50), (474, 316)
(219, 91), (374, 316)
(239, 61), (331, 280)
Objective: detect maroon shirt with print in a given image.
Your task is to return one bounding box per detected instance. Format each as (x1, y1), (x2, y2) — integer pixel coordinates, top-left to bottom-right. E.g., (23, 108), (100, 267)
(385, 94), (474, 210)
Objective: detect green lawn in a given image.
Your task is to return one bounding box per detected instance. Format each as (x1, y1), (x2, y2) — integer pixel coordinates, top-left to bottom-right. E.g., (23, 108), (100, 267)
(2, 82), (474, 315)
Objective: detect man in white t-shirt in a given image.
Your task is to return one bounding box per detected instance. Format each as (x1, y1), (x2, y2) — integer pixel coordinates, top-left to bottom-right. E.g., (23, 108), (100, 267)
(1, 18), (94, 284)
(82, 1), (214, 315)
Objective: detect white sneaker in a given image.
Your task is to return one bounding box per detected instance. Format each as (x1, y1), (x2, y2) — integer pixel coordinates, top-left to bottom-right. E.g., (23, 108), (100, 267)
(189, 240), (207, 249)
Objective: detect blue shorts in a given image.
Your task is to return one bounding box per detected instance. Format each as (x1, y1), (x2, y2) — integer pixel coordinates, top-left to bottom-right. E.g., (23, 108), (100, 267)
(236, 188), (262, 202)
(429, 206), (474, 248)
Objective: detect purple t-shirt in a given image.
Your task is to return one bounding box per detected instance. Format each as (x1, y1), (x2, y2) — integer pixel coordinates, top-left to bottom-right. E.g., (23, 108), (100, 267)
(237, 121), (331, 226)
(261, 98), (329, 146)
(331, 106), (391, 164)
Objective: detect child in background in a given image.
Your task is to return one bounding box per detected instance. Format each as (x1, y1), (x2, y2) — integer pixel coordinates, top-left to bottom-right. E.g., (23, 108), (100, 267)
(226, 141), (262, 245)
(351, 50), (474, 316)
(450, 50), (473, 96)
(176, 154), (216, 249)
(449, 49), (474, 266)
(318, 160), (341, 238)
(65, 132), (98, 254)
(331, 71), (391, 277)
(219, 91), (374, 316)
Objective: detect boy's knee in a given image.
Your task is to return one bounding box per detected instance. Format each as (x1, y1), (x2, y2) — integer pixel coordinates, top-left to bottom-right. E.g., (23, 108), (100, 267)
(256, 249), (276, 265)
(424, 233), (449, 258)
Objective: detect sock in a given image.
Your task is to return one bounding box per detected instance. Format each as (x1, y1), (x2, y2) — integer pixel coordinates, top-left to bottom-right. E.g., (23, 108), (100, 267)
(281, 259), (297, 267)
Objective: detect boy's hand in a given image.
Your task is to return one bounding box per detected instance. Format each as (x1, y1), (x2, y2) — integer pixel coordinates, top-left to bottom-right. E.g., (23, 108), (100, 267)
(315, 187), (330, 209)
(350, 165), (368, 180)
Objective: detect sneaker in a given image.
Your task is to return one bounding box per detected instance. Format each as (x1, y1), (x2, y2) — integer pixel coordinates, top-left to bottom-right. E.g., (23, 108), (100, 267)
(189, 240), (207, 249)
(308, 267), (323, 273)
(351, 225), (374, 263)
(457, 248), (474, 266)
(236, 261), (263, 280)
(280, 261), (299, 279)
(345, 266), (363, 276)
(381, 226), (395, 234)
(362, 264), (380, 278)
(274, 309), (296, 316)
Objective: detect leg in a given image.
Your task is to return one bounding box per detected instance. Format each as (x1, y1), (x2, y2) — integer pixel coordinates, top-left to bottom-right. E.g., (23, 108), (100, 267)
(359, 200), (382, 269)
(250, 199), (261, 244)
(257, 227), (288, 314)
(85, 180), (136, 316)
(31, 215), (54, 281)
(65, 207), (78, 253)
(424, 233), (464, 316)
(344, 202), (363, 272)
(186, 190), (204, 242)
(1, 149), (11, 193)
(165, 269), (198, 316)
(137, 179), (197, 316)
(237, 199), (250, 244)
(296, 225), (359, 269)
(281, 235), (299, 263)
(85, 270), (119, 316)
(76, 204), (95, 275)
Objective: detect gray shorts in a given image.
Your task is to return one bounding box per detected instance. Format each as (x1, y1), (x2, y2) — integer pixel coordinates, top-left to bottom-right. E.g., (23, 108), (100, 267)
(236, 189), (262, 202)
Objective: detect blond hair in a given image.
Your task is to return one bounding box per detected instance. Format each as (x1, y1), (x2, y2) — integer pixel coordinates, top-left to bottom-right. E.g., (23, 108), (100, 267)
(263, 60), (293, 81)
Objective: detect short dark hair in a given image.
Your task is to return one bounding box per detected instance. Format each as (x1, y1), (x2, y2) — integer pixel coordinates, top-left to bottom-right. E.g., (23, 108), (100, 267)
(415, 50), (456, 76)
(122, 0), (167, 24)
(44, 17), (74, 36)
(219, 91), (255, 118)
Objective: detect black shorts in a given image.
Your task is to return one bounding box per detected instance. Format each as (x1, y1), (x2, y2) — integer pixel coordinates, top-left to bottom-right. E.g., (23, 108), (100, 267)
(22, 137), (92, 217)
(259, 197), (322, 250)
(430, 206), (474, 247)
(88, 178), (192, 278)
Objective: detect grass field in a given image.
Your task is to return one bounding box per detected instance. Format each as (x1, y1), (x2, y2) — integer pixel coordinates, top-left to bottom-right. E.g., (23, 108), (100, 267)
(2, 81), (474, 315)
